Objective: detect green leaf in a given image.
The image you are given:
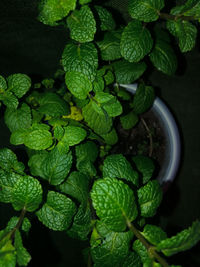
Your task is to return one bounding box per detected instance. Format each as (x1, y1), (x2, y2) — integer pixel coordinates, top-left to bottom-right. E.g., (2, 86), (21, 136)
(32, 122), (51, 131)
(4, 216), (31, 233)
(28, 149), (72, 185)
(100, 128), (118, 145)
(149, 39), (177, 75)
(0, 91), (19, 109)
(57, 140), (70, 155)
(0, 229), (10, 250)
(97, 30), (122, 61)
(128, 0), (165, 22)
(133, 83), (155, 114)
(38, 93), (70, 117)
(14, 230), (31, 266)
(7, 74), (31, 98)
(62, 43), (98, 82)
(157, 220), (200, 256)
(0, 229), (8, 247)
(94, 5), (115, 31)
(0, 240), (16, 267)
(153, 263), (162, 267)
(41, 148), (73, 185)
(28, 151), (48, 178)
(93, 66), (114, 87)
(137, 180), (163, 217)
(89, 98), (104, 117)
(76, 158), (97, 177)
(75, 141), (98, 162)
(41, 78), (54, 89)
(21, 218), (31, 233)
(182, 1), (200, 20)
(168, 0), (199, 17)
(38, 0), (76, 26)
(71, 97), (89, 109)
(0, 148), (25, 174)
(104, 70), (114, 86)
(113, 59), (146, 84)
(93, 75), (105, 93)
(5, 217), (19, 232)
(24, 128), (53, 150)
(132, 155), (155, 184)
(80, 0), (91, 4)
(122, 252), (142, 267)
(75, 141), (98, 177)
(67, 204), (92, 240)
(117, 88), (131, 101)
(93, 220), (111, 238)
(120, 111), (139, 130)
(94, 92), (122, 117)
(67, 6), (96, 43)
(82, 101), (112, 135)
(0, 170), (21, 203)
(141, 224), (167, 245)
(36, 191), (77, 231)
(12, 175), (43, 211)
(120, 20), (153, 62)
(4, 104), (32, 133)
(49, 118), (68, 128)
(10, 129), (30, 146)
(0, 75), (7, 91)
(166, 20), (197, 52)
(91, 177), (138, 231)
(65, 71), (92, 99)
(31, 109), (43, 124)
(62, 125), (87, 146)
(91, 226), (133, 266)
(54, 125), (65, 141)
(133, 239), (150, 264)
(59, 171), (90, 204)
(103, 154), (139, 186)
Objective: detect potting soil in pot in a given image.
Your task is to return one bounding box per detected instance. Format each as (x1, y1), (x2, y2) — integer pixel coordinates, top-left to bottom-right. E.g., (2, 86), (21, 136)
(112, 109), (166, 176)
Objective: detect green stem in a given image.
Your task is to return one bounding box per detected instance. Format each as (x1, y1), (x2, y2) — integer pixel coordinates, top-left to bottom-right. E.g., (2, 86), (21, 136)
(141, 117), (153, 157)
(159, 12), (195, 21)
(87, 251), (93, 267)
(126, 220), (150, 250)
(127, 220), (169, 267)
(0, 207), (26, 244)
(10, 207), (26, 240)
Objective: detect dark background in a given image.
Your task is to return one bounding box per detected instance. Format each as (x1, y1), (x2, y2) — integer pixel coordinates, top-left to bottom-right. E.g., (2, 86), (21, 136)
(0, 0), (200, 266)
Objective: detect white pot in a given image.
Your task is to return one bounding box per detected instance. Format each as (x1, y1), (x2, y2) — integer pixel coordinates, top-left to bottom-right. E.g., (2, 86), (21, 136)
(120, 83), (181, 188)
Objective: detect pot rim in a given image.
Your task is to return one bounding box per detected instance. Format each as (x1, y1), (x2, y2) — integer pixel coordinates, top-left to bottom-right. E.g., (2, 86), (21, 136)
(119, 83), (181, 186)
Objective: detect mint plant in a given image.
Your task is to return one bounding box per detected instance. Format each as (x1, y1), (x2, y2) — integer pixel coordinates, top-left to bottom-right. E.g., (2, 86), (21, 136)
(1, 0), (200, 266)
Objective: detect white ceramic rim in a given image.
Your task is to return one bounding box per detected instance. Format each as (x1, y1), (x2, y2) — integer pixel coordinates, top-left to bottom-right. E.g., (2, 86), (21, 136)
(119, 83), (181, 185)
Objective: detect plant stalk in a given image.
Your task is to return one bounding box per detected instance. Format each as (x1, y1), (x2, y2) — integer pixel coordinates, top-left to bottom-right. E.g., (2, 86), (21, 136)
(141, 117), (153, 157)
(87, 251), (93, 267)
(0, 207), (27, 244)
(159, 12), (195, 21)
(127, 220), (169, 267)
(10, 207), (27, 240)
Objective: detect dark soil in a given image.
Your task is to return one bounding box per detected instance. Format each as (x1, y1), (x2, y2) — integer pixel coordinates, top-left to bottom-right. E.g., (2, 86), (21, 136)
(112, 109), (166, 174)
